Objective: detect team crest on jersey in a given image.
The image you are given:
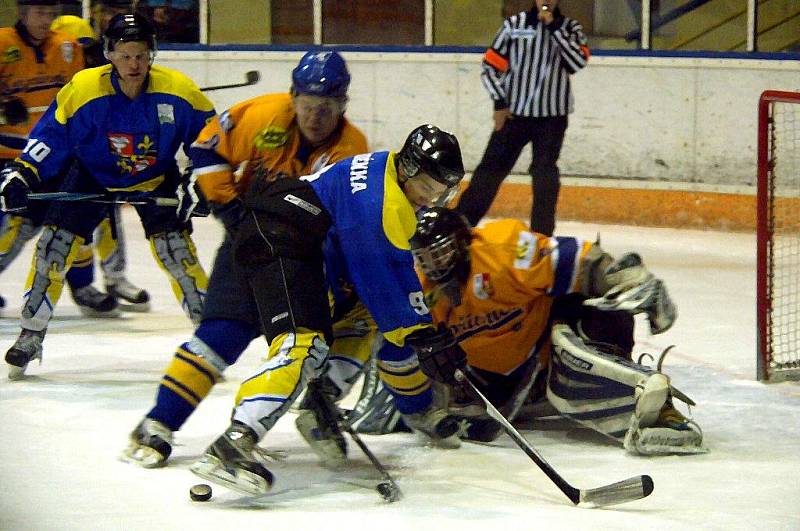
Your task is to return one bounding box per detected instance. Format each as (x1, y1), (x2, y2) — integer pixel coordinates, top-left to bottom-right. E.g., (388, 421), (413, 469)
(472, 273), (494, 300)
(2, 46), (21, 63)
(513, 231), (536, 269)
(60, 41), (76, 63)
(157, 103), (175, 124)
(108, 133), (158, 175)
(254, 126), (288, 150)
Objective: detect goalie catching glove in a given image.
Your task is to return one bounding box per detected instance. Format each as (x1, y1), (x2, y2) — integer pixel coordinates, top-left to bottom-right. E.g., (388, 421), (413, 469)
(0, 163), (37, 213)
(175, 170), (211, 222)
(406, 325), (467, 385)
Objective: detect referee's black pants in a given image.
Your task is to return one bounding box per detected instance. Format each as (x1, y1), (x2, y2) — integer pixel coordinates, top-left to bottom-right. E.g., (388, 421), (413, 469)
(456, 115), (567, 236)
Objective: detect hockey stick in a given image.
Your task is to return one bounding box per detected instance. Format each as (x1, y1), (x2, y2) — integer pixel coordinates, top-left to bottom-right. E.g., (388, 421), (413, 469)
(306, 379), (403, 503)
(454, 369), (654, 507)
(27, 192), (178, 207)
(200, 70), (260, 92)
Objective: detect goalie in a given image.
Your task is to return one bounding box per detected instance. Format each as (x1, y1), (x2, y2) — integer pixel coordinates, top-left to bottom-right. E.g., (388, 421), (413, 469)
(346, 207), (705, 456)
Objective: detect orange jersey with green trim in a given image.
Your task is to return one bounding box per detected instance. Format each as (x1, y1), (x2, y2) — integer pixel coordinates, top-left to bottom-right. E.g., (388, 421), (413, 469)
(423, 219), (594, 375)
(189, 92), (368, 204)
(0, 26), (84, 159)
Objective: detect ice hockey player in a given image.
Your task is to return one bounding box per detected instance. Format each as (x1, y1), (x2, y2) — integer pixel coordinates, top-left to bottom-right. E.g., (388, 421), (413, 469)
(184, 124), (466, 496)
(124, 50), (369, 467)
(1, 13), (214, 379)
(403, 207), (705, 455)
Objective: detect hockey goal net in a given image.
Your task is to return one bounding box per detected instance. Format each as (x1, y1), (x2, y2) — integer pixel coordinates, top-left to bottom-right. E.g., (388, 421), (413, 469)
(757, 90), (800, 381)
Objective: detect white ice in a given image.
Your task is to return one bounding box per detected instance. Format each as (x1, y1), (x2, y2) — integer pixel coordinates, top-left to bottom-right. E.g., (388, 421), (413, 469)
(1, 210), (798, 531)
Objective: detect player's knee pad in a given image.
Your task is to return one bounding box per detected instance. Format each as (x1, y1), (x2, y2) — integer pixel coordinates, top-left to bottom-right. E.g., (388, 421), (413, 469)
(376, 340), (432, 414)
(150, 230), (208, 323)
(194, 318), (258, 366)
(233, 329), (329, 437)
(22, 226), (84, 329)
(548, 323), (660, 440)
(0, 215), (40, 270)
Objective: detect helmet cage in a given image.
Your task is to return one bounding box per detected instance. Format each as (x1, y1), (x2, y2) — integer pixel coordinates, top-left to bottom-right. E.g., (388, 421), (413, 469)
(412, 235), (461, 282)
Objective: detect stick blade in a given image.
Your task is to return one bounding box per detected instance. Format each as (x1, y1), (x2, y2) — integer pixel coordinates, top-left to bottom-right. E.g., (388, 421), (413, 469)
(245, 70), (260, 84)
(579, 475), (654, 507)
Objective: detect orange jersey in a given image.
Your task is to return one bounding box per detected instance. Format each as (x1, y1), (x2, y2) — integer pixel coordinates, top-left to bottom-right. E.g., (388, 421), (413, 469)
(0, 25), (84, 159)
(423, 219), (594, 375)
(190, 92), (368, 203)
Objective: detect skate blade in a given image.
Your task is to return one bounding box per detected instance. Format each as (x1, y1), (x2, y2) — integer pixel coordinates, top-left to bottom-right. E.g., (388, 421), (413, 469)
(121, 444), (168, 468)
(7, 363), (27, 380)
(190, 455), (271, 496)
(117, 301), (151, 313)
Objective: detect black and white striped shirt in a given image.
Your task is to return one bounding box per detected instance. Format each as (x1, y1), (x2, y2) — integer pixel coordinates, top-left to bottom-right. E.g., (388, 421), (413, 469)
(480, 9), (589, 117)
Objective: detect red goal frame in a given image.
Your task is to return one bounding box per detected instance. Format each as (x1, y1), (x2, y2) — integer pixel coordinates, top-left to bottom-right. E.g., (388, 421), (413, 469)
(756, 90), (800, 381)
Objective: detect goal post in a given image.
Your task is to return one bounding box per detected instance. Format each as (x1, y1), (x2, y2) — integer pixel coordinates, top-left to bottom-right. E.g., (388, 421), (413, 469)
(756, 90), (800, 381)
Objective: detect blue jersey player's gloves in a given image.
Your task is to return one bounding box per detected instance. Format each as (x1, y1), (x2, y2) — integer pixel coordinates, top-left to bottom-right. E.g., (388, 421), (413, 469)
(406, 325), (467, 385)
(176, 170), (210, 222)
(0, 163), (37, 213)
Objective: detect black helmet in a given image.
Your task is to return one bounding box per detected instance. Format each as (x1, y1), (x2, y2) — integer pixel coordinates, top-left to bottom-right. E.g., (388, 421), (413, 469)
(103, 13), (156, 54)
(411, 207), (472, 290)
(397, 124), (465, 188)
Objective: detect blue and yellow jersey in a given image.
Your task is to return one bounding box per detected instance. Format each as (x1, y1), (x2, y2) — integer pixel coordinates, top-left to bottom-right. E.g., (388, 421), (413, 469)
(17, 64), (215, 191)
(0, 23), (84, 159)
(423, 219), (594, 375)
(302, 150), (432, 347)
(190, 92), (368, 204)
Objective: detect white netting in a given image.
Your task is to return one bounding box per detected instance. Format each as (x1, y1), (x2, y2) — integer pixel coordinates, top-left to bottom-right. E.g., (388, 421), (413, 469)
(766, 99), (800, 377)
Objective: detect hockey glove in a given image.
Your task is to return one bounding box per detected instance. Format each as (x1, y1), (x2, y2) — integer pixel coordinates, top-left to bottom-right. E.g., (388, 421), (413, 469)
(0, 97), (28, 126)
(406, 325), (467, 385)
(175, 171), (210, 222)
(0, 163), (36, 213)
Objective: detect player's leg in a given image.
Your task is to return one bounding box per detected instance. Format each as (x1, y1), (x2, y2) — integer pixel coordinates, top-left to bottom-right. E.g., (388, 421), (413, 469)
(124, 234), (260, 467)
(191, 180), (332, 495)
(455, 118), (530, 226)
(66, 241), (120, 318)
(136, 174), (208, 324)
(295, 302), (377, 467)
(5, 192), (108, 379)
(547, 323), (705, 454)
(96, 206), (151, 311)
(528, 115), (567, 236)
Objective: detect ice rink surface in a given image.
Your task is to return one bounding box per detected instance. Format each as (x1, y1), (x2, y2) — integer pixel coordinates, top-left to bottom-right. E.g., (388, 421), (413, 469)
(1, 210), (798, 531)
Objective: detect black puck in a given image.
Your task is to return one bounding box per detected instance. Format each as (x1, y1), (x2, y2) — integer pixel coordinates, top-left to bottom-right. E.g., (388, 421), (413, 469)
(376, 481), (400, 502)
(189, 483), (212, 502)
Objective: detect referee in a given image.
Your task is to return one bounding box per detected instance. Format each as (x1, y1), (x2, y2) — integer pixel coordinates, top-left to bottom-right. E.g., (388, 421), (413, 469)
(457, 0), (589, 236)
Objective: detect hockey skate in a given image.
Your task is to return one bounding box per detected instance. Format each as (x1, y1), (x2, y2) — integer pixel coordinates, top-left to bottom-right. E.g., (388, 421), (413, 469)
(106, 278), (150, 312)
(122, 418), (173, 468)
(5, 328), (45, 380)
(584, 253), (677, 334)
(71, 285), (120, 318)
(190, 422), (274, 496)
(624, 374), (706, 455)
(402, 404), (461, 448)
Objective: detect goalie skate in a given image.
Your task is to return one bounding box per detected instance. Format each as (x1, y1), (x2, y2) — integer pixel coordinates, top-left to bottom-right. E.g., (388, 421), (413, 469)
(584, 253), (676, 334)
(402, 405), (461, 448)
(122, 418), (173, 468)
(5, 328), (45, 380)
(190, 422), (274, 496)
(106, 278), (151, 312)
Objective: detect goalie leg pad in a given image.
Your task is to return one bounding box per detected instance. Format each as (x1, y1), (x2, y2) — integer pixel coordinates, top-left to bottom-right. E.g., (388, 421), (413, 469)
(22, 225), (84, 331)
(548, 324), (665, 440)
(150, 230), (208, 324)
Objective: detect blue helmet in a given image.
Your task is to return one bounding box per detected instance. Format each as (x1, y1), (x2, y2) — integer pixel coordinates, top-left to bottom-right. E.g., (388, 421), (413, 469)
(291, 51), (350, 98)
